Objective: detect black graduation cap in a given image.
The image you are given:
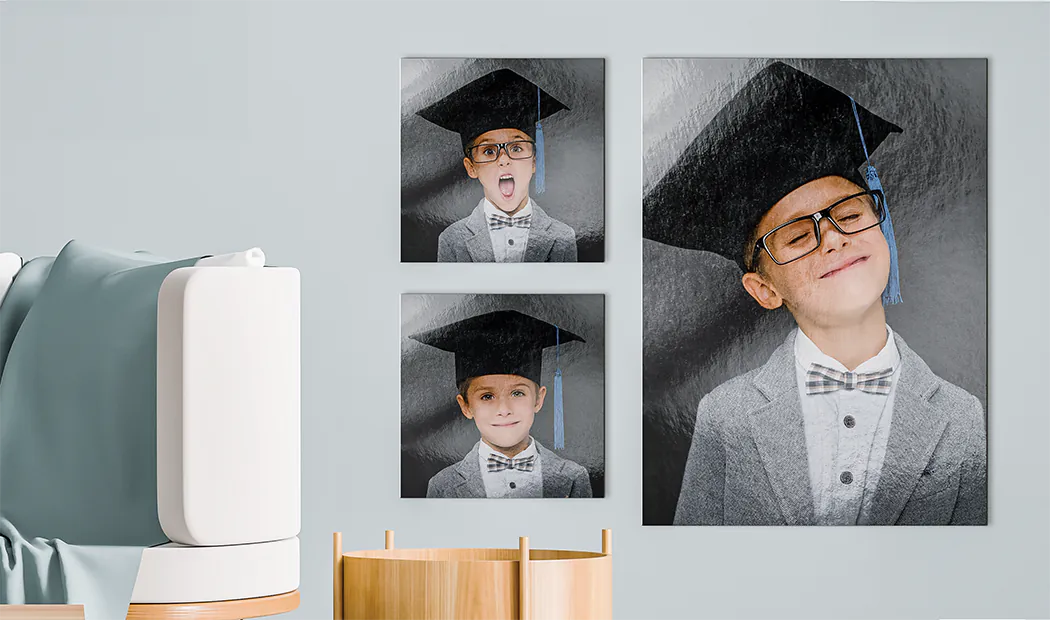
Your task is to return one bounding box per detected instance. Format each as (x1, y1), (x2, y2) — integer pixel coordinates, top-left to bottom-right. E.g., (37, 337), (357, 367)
(643, 61), (905, 302)
(415, 68), (569, 193)
(409, 309), (584, 448)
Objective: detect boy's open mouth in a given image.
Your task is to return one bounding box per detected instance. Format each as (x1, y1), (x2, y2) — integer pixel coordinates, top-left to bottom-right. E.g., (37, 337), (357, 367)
(498, 174), (515, 199)
(820, 255), (869, 279)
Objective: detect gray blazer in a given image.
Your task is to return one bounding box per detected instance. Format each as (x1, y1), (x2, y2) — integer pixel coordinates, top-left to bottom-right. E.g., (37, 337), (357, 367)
(426, 440), (593, 498)
(436, 201), (578, 263)
(675, 331), (987, 526)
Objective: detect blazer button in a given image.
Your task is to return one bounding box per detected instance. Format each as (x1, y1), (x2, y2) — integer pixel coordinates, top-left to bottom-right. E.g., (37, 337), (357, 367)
(843, 415), (856, 428)
(509, 482), (516, 489)
(840, 471), (853, 485)
(508, 238), (515, 246)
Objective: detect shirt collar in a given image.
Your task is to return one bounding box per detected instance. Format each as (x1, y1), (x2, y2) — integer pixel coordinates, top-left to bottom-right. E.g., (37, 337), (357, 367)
(477, 437), (537, 462)
(794, 324), (900, 374)
(483, 197), (533, 220)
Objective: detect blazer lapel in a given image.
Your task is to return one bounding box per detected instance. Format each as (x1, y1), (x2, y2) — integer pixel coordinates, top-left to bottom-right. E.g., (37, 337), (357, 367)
(862, 334), (949, 525)
(450, 442), (486, 498)
(537, 442), (572, 498)
(523, 204), (556, 262)
(464, 202), (495, 263)
(749, 332), (816, 525)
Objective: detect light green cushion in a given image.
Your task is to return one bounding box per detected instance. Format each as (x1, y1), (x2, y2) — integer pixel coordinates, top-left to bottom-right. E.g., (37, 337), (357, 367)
(0, 239), (201, 546)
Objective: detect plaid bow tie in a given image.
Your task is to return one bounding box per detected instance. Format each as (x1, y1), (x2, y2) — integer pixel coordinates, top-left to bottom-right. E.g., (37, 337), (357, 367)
(487, 453), (536, 473)
(488, 213), (532, 230)
(806, 363), (894, 395)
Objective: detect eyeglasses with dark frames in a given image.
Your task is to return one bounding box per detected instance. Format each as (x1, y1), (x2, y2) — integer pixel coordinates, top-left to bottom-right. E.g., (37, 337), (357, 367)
(465, 140), (536, 164)
(749, 189), (887, 270)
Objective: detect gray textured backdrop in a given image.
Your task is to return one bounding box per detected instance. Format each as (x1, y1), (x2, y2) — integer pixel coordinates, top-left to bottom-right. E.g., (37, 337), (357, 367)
(401, 293), (605, 497)
(401, 58), (606, 262)
(642, 58), (988, 526)
(2, 2), (1048, 619)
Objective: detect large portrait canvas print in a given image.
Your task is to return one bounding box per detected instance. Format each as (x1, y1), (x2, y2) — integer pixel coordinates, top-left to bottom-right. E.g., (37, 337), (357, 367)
(642, 59), (988, 526)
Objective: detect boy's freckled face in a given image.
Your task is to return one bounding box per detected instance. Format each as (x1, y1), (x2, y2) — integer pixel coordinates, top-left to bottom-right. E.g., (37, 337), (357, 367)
(456, 374), (546, 450)
(463, 128), (536, 214)
(748, 176), (891, 324)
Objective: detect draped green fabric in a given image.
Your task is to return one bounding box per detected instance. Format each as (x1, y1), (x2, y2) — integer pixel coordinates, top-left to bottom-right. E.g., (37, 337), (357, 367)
(1, 240), (201, 619)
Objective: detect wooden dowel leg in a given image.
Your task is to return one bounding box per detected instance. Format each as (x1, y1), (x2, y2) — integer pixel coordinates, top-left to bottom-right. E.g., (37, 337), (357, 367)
(519, 536), (531, 620)
(602, 529), (612, 555)
(333, 532), (343, 620)
(385, 529), (395, 550)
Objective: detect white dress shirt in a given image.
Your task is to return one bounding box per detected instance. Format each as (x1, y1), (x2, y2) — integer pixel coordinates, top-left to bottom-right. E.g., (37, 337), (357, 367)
(477, 437), (542, 498)
(483, 198), (532, 263)
(794, 325), (901, 525)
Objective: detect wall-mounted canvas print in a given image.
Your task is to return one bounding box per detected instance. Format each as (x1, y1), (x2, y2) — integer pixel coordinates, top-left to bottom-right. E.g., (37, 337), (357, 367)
(401, 293), (605, 498)
(401, 58), (605, 263)
(642, 59), (988, 526)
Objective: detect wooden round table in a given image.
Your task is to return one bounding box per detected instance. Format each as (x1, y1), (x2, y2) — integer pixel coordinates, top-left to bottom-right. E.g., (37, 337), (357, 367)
(125, 590), (299, 620)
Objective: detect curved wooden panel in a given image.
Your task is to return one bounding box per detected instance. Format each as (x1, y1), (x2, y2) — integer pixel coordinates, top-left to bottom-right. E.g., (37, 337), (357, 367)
(341, 552), (611, 619)
(530, 555), (612, 620)
(125, 590), (299, 620)
(343, 557), (517, 620)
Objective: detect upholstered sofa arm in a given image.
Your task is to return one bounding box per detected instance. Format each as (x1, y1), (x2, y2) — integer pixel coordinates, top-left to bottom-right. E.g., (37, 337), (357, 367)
(156, 266), (301, 546)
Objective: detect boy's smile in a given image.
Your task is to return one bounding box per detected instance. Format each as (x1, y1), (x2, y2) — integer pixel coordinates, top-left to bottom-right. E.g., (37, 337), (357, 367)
(456, 373), (546, 458)
(820, 254), (870, 279)
(463, 128), (536, 216)
(742, 176), (891, 327)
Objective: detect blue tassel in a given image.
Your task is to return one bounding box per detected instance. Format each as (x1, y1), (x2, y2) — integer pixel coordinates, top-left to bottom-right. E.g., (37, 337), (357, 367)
(553, 368), (564, 449)
(534, 86), (545, 195)
(535, 121), (545, 195)
(850, 97), (902, 306)
(866, 165), (902, 305)
(553, 325), (563, 449)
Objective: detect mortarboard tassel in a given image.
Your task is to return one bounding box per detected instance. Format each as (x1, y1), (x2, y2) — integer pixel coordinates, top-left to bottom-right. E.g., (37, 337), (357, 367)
(865, 165), (902, 305)
(535, 86), (546, 195)
(851, 97), (902, 306)
(553, 325), (564, 449)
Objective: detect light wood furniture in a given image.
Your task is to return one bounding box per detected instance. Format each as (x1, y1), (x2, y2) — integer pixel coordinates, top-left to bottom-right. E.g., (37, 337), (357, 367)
(1, 590), (298, 620)
(125, 590), (299, 619)
(0, 606), (85, 620)
(333, 529), (612, 620)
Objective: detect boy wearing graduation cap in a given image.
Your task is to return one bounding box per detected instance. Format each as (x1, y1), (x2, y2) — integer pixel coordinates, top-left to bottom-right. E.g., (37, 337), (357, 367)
(417, 68), (579, 263)
(410, 309), (592, 498)
(644, 62), (986, 526)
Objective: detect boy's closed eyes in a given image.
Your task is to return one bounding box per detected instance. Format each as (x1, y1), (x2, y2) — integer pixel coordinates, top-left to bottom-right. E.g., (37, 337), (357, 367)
(741, 176), (892, 327)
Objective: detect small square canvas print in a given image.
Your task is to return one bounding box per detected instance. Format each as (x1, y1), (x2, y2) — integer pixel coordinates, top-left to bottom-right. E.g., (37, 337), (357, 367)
(402, 293), (605, 498)
(401, 58), (605, 262)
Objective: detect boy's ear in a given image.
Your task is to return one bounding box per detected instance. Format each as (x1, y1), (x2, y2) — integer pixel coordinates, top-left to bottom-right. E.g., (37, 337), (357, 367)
(741, 271), (784, 310)
(456, 394), (474, 420)
(463, 157), (479, 179)
(534, 385), (547, 412)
